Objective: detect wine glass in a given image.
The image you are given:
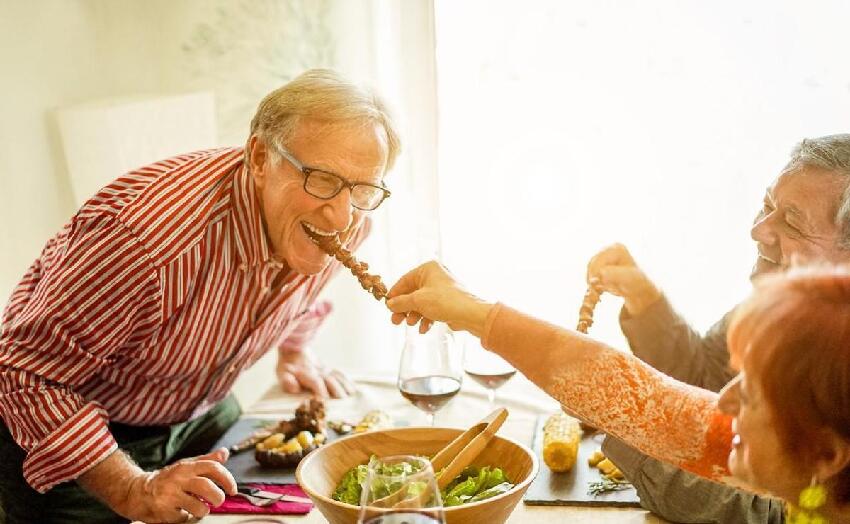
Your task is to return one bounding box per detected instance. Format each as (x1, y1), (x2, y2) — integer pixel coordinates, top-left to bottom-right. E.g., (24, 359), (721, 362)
(397, 324), (463, 426)
(461, 333), (516, 410)
(358, 455), (446, 524)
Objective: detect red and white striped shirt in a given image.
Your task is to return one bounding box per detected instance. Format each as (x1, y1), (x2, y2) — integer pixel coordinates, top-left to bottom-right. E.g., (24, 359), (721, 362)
(0, 147), (365, 493)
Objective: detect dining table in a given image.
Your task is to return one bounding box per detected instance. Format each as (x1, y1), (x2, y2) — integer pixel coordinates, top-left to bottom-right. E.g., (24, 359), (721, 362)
(196, 372), (670, 524)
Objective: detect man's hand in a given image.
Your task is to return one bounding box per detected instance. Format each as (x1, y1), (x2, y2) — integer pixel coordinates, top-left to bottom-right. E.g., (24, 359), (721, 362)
(125, 448), (236, 523)
(277, 348), (356, 398)
(586, 243), (662, 316)
(79, 447), (236, 523)
(386, 260), (494, 337)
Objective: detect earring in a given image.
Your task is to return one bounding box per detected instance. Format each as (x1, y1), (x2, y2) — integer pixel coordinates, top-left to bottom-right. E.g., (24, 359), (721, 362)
(787, 475), (829, 524)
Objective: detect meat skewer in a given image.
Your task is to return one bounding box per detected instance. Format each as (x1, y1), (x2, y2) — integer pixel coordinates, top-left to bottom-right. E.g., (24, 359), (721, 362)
(576, 281), (603, 334)
(310, 232), (388, 301)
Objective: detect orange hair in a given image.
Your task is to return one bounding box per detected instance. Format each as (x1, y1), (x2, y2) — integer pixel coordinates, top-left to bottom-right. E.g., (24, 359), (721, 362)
(728, 266), (850, 502)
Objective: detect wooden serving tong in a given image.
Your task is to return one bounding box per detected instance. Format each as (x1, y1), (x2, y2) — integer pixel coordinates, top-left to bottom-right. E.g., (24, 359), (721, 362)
(372, 407), (508, 509)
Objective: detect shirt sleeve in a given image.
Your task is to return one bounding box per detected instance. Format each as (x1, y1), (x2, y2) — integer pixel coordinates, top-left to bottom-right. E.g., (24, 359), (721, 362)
(277, 301), (333, 353)
(0, 215), (161, 493)
(602, 436), (785, 524)
(481, 303), (733, 482)
(620, 295), (737, 392)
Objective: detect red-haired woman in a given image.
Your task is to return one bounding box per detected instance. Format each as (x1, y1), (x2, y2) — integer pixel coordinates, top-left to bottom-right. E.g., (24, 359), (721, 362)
(386, 261), (850, 522)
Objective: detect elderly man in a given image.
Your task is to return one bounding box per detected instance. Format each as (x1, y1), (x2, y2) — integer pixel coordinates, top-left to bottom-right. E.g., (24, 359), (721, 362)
(0, 69), (399, 523)
(586, 133), (850, 523)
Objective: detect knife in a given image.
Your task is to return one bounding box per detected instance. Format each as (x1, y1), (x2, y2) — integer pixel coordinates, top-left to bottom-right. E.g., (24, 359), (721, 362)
(237, 486), (313, 504)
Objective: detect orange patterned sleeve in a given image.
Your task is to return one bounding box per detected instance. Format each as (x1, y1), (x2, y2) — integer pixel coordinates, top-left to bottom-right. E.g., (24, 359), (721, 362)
(482, 303), (733, 482)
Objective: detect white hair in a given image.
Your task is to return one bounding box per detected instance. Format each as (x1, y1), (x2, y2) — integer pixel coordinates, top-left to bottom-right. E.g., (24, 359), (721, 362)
(247, 68), (401, 170)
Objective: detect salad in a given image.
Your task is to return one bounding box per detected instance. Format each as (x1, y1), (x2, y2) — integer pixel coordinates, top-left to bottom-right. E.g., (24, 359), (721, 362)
(332, 456), (514, 507)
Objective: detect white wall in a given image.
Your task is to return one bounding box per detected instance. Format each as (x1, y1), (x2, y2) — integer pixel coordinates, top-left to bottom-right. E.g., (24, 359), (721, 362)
(0, 0), (180, 299)
(0, 1), (105, 299)
(0, 0), (339, 295)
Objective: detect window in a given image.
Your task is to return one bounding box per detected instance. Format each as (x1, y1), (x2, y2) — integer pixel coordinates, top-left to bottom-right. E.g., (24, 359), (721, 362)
(434, 0), (850, 345)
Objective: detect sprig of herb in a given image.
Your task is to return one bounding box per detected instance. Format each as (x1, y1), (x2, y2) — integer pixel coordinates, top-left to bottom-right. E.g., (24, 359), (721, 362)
(587, 478), (632, 496)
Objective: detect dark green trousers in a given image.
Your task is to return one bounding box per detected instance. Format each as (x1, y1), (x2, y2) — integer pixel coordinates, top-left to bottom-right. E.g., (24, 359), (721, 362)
(0, 394), (241, 524)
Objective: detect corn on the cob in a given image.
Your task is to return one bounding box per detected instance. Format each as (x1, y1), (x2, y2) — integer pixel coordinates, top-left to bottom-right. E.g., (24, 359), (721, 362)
(353, 410), (392, 433)
(542, 413), (583, 472)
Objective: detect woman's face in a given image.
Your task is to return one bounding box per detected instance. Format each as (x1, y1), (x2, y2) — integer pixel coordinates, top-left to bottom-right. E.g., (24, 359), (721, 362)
(717, 372), (807, 500)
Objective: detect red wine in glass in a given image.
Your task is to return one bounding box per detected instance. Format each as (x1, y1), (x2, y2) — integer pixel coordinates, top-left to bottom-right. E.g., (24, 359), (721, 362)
(398, 324), (463, 426)
(464, 369), (517, 390)
(462, 334), (516, 409)
(399, 375), (461, 425)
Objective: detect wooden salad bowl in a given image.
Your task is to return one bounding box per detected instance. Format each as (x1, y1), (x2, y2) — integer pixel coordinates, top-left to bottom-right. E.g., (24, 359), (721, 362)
(295, 426), (539, 524)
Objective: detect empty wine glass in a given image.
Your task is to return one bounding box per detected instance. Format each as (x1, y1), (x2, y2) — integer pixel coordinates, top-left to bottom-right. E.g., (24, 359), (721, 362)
(461, 333), (516, 410)
(397, 324), (463, 426)
(358, 455), (446, 524)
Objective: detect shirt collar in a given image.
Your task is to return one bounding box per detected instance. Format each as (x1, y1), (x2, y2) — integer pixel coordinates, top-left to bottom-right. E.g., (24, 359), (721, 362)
(231, 160), (284, 271)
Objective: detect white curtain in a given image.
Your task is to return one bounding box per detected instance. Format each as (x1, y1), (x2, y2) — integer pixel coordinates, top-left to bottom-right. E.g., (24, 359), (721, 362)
(312, 0), (441, 376)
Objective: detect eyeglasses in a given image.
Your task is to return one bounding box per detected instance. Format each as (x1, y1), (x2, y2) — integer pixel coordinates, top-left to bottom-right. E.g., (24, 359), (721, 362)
(272, 143), (391, 211)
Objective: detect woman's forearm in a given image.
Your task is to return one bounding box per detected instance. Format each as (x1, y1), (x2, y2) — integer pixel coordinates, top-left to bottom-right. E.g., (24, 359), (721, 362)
(480, 303), (733, 482)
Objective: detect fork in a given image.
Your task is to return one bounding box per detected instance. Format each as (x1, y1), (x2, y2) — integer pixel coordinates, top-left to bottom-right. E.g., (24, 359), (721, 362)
(234, 491), (276, 507)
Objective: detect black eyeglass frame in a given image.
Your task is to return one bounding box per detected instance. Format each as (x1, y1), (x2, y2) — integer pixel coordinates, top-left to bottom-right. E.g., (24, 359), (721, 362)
(272, 143), (391, 211)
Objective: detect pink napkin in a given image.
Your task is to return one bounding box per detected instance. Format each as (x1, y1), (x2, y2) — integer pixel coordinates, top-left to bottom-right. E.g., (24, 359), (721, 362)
(210, 484), (313, 515)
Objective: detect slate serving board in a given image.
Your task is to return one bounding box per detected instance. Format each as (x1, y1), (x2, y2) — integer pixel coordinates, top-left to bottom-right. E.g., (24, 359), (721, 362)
(213, 416), (343, 485)
(523, 415), (641, 507)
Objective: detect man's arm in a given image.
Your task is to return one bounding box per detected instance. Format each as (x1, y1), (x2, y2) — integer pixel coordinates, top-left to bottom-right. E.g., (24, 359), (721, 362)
(77, 447), (235, 523)
(276, 302), (355, 398)
(620, 296), (736, 391)
(603, 437), (784, 524)
(1, 216), (238, 521)
(0, 216), (161, 493)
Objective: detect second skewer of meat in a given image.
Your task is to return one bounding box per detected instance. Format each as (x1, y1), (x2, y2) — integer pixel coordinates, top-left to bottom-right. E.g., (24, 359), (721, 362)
(576, 282), (603, 334)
